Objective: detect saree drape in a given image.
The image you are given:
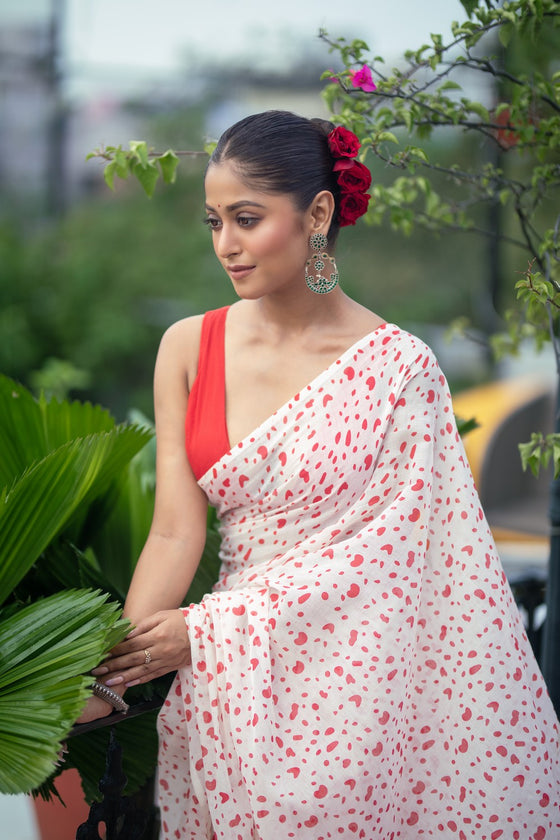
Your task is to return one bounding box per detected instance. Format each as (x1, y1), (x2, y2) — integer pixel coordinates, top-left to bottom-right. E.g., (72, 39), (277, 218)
(157, 323), (559, 840)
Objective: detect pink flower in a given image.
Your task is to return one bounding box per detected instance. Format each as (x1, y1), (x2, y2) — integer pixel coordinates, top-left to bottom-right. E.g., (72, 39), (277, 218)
(350, 65), (377, 93)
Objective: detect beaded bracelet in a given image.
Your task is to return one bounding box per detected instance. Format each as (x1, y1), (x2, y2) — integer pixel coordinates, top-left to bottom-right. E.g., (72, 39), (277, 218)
(92, 680), (130, 713)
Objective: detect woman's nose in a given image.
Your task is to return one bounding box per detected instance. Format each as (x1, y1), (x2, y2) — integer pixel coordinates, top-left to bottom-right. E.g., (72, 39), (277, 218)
(216, 224), (241, 259)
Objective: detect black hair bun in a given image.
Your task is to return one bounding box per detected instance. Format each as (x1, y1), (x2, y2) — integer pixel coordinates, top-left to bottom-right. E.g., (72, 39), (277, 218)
(310, 118), (336, 137)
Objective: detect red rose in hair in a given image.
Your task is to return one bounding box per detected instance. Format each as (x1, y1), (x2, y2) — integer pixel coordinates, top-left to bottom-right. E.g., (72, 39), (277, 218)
(328, 126), (361, 158)
(336, 160), (372, 194)
(338, 192), (371, 226)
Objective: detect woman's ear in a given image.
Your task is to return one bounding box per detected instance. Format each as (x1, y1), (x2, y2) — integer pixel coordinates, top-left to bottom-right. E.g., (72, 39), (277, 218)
(308, 190), (335, 235)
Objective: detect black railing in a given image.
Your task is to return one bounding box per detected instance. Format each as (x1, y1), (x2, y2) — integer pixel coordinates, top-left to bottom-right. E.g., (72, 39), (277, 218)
(67, 573), (548, 840)
(69, 698), (164, 840)
(508, 569), (547, 662)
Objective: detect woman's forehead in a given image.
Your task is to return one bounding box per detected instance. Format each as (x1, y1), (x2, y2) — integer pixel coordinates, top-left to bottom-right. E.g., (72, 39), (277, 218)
(204, 162), (295, 210)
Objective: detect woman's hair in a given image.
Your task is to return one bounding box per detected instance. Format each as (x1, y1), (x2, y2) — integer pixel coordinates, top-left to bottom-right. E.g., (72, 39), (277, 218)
(209, 110), (341, 247)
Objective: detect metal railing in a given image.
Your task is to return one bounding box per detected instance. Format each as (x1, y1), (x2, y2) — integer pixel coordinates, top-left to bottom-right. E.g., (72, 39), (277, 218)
(69, 697), (164, 840)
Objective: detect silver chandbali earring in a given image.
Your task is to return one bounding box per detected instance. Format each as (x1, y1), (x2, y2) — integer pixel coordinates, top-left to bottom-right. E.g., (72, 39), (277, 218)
(305, 232), (339, 295)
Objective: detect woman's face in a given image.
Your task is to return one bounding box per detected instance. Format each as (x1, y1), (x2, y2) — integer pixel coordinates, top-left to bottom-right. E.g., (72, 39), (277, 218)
(204, 161), (310, 299)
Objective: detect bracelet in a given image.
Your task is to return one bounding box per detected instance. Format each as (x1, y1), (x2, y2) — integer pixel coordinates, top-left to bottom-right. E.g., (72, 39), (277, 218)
(92, 681), (130, 713)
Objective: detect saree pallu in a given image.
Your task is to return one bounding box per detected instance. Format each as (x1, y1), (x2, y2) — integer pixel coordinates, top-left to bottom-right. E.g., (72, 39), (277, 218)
(157, 323), (560, 839)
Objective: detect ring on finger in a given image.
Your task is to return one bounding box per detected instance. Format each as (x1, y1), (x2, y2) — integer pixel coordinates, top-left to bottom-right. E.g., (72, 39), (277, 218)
(144, 648), (152, 665)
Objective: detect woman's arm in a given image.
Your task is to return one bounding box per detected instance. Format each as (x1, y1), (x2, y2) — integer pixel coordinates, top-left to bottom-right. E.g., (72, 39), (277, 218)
(121, 318), (209, 621)
(78, 318), (207, 720)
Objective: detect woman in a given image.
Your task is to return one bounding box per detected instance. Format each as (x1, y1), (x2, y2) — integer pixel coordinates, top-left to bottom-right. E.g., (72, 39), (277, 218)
(82, 111), (559, 839)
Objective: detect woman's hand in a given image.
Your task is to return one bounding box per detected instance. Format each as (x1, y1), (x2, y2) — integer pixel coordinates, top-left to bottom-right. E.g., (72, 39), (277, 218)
(91, 609), (191, 689)
(76, 694), (114, 725)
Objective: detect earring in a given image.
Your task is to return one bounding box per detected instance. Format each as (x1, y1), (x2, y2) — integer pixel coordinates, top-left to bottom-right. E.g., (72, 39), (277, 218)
(305, 232), (339, 295)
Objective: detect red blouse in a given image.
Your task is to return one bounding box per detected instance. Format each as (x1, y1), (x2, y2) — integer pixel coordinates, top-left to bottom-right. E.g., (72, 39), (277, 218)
(185, 306), (231, 480)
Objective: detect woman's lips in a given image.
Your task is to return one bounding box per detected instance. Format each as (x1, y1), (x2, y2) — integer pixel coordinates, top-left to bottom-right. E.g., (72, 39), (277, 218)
(227, 265), (255, 280)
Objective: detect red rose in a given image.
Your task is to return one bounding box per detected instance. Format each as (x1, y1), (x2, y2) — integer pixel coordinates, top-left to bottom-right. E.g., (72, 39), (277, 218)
(336, 160), (372, 194)
(338, 192), (371, 226)
(328, 126), (361, 158)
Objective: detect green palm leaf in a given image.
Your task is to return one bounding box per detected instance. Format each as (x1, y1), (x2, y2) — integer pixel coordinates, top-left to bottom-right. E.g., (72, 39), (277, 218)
(87, 417), (156, 597)
(0, 375), (115, 487)
(0, 378), (46, 486)
(0, 589), (129, 794)
(0, 427), (150, 605)
(0, 377), (158, 796)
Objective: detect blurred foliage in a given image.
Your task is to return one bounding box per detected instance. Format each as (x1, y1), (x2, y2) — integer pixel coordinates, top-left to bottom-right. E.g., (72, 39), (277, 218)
(322, 2), (560, 340)
(0, 142), (491, 417)
(320, 0), (560, 476)
(0, 158), (233, 417)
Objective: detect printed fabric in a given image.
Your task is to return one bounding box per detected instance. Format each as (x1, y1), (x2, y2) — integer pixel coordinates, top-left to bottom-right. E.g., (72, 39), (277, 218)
(157, 323), (560, 840)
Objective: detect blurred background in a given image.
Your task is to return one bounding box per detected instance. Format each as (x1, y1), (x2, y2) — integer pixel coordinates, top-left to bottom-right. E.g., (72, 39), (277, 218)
(1, 0), (511, 420)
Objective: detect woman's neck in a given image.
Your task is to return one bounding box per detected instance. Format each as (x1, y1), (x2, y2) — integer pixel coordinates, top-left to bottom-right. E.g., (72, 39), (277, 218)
(248, 287), (353, 336)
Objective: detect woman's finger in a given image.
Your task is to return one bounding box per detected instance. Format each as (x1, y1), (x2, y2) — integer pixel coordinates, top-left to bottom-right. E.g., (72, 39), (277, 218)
(92, 644), (154, 676)
(124, 613), (162, 640)
(92, 609), (190, 684)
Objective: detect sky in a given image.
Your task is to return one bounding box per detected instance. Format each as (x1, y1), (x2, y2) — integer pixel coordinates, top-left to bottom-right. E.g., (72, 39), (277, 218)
(4, 0), (466, 98)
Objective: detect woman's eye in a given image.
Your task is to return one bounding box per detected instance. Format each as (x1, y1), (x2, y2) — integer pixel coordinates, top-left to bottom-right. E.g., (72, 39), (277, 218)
(237, 216), (258, 227)
(203, 217), (221, 230)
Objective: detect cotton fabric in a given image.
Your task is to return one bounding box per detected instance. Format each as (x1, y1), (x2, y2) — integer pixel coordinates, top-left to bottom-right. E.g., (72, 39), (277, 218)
(158, 321), (560, 839)
(185, 306), (230, 481)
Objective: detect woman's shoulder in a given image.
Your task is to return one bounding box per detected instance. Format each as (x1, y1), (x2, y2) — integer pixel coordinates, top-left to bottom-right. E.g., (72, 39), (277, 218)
(159, 313), (203, 361)
(161, 306), (229, 347)
(364, 321), (442, 376)
(157, 308), (226, 390)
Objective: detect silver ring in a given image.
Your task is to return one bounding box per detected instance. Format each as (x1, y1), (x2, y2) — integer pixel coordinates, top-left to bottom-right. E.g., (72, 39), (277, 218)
(144, 648), (152, 665)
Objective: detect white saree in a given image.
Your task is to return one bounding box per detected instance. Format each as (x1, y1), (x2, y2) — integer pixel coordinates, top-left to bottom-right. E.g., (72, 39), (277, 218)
(157, 323), (559, 840)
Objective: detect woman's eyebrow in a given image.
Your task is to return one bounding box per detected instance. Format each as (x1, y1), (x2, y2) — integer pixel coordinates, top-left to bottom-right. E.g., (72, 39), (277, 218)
(205, 200), (267, 212)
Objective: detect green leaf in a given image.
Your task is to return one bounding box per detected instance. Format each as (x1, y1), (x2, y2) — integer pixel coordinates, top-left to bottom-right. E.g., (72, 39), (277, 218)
(0, 424), (151, 604)
(89, 416), (156, 596)
(114, 149), (130, 179)
(157, 150), (179, 185)
(0, 440), (100, 602)
(129, 140), (149, 167)
(204, 140), (217, 156)
(455, 415), (480, 437)
(410, 147), (429, 163)
(0, 374), (149, 490)
(498, 22), (514, 48)
(499, 189), (511, 206)
(402, 109), (413, 132)
(439, 80), (462, 92)
(459, 0), (478, 16)
(0, 589), (128, 794)
(132, 161), (160, 198)
(103, 160), (117, 191)
(375, 131), (399, 145)
(468, 102), (490, 122)
(553, 443), (560, 479)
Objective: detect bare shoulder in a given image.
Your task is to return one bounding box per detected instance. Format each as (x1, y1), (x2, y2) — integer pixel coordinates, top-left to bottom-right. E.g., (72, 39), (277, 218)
(337, 299), (387, 345)
(156, 314), (205, 392)
(349, 300), (387, 333)
(159, 314), (204, 357)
